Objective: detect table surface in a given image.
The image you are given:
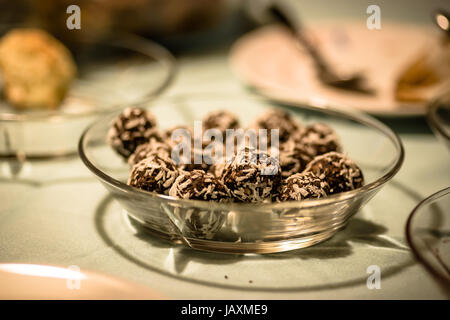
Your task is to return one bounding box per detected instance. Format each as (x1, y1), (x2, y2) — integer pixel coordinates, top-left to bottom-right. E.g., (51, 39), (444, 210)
(1, 49), (449, 299)
(1, 0), (450, 298)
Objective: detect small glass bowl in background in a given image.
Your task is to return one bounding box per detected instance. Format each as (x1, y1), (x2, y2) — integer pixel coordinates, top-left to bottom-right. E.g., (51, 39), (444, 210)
(79, 93), (404, 254)
(427, 92), (450, 150)
(406, 187), (450, 285)
(0, 28), (176, 159)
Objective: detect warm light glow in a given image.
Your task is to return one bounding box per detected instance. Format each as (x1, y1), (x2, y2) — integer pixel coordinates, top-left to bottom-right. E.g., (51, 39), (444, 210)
(164, 248), (175, 272)
(0, 264), (86, 280)
(436, 14), (450, 31)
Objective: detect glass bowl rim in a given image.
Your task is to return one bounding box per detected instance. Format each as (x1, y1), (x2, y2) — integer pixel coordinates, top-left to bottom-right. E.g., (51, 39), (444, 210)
(405, 186), (450, 283)
(0, 30), (177, 123)
(78, 92), (405, 210)
(426, 91), (450, 142)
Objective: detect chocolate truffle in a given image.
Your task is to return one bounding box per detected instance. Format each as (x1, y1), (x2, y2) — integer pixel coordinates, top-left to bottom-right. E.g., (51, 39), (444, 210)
(164, 125), (194, 146)
(164, 126), (206, 170)
(128, 137), (171, 166)
(251, 108), (300, 143)
(107, 107), (158, 158)
(128, 154), (179, 194)
(172, 138), (225, 172)
(202, 110), (240, 137)
(176, 147), (210, 172)
(169, 170), (230, 201)
(169, 170), (230, 239)
(297, 123), (342, 157)
(279, 138), (315, 177)
(278, 172), (329, 201)
(222, 147), (281, 202)
(304, 152), (364, 194)
(208, 161), (226, 178)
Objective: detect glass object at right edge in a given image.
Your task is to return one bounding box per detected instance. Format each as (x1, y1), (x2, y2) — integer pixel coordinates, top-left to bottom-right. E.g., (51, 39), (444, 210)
(406, 187), (450, 293)
(427, 91), (450, 150)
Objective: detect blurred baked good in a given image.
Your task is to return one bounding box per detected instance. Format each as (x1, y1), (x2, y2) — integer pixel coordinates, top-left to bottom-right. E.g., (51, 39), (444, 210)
(0, 28), (76, 109)
(395, 37), (450, 102)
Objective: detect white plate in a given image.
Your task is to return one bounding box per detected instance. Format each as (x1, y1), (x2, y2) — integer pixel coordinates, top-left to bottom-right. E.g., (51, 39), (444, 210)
(0, 263), (162, 299)
(230, 21), (442, 117)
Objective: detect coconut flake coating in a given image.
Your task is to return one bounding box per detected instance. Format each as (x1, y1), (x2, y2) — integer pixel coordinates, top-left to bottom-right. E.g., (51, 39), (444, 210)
(297, 123), (342, 157)
(251, 108), (300, 143)
(175, 147), (210, 172)
(128, 154), (179, 194)
(278, 172), (330, 201)
(304, 152), (364, 194)
(169, 169), (230, 201)
(202, 110), (240, 137)
(107, 107), (158, 158)
(222, 147), (281, 202)
(164, 125), (194, 146)
(279, 138), (315, 177)
(128, 137), (171, 166)
(164, 126), (212, 171)
(208, 161), (227, 178)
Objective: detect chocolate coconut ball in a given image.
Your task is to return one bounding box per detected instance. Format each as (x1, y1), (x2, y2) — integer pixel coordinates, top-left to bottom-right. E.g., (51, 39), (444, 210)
(164, 125), (194, 145)
(128, 138), (171, 166)
(278, 172), (330, 201)
(169, 169), (230, 201)
(279, 138), (315, 177)
(251, 108), (300, 143)
(175, 147), (209, 172)
(202, 110), (240, 138)
(171, 138), (225, 173)
(304, 152), (364, 194)
(107, 107), (158, 158)
(222, 147), (281, 202)
(128, 154), (179, 195)
(297, 123), (342, 157)
(208, 161), (226, 178)
(169, 170), (230, 239)
(164, 126), (211, 171)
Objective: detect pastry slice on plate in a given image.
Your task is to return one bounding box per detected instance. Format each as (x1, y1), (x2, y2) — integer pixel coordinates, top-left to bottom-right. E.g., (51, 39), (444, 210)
(395, 37), (450, 102)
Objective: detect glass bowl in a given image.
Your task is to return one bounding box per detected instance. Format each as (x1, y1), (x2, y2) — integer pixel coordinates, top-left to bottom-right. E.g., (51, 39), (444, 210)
(79, 93), (404, 254)
(0, 28), (176, 159)
(406, 187), (450, 284)
(427, 92), (450, 150)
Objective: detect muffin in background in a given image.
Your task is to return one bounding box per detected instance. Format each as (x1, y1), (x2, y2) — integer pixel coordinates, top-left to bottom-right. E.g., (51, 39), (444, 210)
(0, 28), (76, 109)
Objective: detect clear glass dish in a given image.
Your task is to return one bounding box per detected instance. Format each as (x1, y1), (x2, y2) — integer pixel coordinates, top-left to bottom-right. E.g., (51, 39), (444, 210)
(406, 187), (450, 285)
(0, 28), (176, 159)
(79, 93), (404, 254)
(427, 92), (450, 150)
